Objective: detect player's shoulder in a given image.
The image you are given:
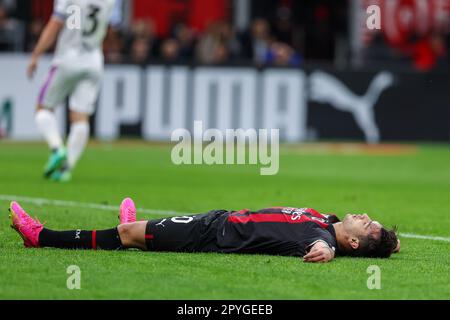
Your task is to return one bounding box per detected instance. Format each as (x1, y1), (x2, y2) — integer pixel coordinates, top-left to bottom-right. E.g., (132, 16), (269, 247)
(97, 0), (116, 8)
(101, 0), (116, 6)
(54, 0), (73, 9)
(80, 0), (116, 8)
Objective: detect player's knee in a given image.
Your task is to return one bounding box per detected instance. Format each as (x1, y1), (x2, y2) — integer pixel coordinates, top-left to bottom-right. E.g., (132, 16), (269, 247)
(117, 223), (134, 246)
(70, 111), (89, 123)
(36, 105), (49, 113)
(117, 223), (142, 247)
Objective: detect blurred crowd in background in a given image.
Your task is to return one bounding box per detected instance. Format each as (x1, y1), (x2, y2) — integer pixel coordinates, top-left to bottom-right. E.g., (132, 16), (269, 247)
(0, 0), (449, 71)
(102, 17), (304, 66)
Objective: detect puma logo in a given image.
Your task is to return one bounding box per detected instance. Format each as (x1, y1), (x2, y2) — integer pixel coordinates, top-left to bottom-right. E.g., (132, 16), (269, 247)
(156, 219), (166, 228)
(310, 71), (394, 144)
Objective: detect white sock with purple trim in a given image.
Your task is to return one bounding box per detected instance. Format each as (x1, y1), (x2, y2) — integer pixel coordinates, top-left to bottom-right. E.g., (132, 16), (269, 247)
(67, 121), (90, 169)
(35, 109), (63, 151)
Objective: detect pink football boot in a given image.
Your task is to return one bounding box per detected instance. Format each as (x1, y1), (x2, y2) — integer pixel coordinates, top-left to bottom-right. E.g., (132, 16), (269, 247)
(9, 201), (43, 248)
(119, 198), (137, 224)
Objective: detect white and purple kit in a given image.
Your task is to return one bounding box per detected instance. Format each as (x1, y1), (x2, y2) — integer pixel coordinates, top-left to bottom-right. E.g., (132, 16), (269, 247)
(38, 0), (118, 115)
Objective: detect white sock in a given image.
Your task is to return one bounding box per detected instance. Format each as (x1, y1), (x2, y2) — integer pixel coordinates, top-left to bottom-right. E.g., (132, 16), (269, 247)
(35, 109), (63, 150)
(67, 121), (90, 169)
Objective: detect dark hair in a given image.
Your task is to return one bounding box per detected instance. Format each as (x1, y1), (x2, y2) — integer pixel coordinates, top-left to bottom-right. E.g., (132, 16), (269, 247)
(352, 226), (398, 258)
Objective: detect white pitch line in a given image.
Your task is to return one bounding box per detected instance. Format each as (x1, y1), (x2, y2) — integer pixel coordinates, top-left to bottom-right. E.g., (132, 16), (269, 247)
(1, 194), (449, 243)
(0, 194), (191, 217)
(398, 233), (450, 242)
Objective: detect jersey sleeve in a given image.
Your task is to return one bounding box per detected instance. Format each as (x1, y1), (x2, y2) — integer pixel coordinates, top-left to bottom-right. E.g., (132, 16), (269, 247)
(109, 0), (123, 27)
(53, 0), (71, 21)
(300, 223), (337, 256)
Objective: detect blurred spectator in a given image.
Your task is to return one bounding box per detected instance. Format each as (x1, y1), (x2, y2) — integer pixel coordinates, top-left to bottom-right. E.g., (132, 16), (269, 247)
(240, 18), (272, 65)
(363, 31), (448, 72)
(218, 21), (241, 60)
(273, 5), (294, 46)
(411, 33), (447, 71)
(172, 23), (196, 61)
(124, 19), (158, 64)
(264, 42), (302, 67)
(129, 36), (152, 65)
(362, 33), (397, 63)
(0, 3), (22, 51)
(25, 18), (44, 52)
(196, 21), (233, 64)
(0, 0), (15, 14)
(15, 0), (450, 70)
(160, 38), (181, 63)
(130, 19), (155, 40)
(298, 1), (336, 60)
(213, 41), (230, 64)
(103, 27), (125, 64)
(0, 4), (10, 27)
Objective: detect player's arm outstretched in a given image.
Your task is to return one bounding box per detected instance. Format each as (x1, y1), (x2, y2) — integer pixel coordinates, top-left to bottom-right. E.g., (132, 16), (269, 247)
(27, 17), (64, 79)
(303, 241), (335, 263)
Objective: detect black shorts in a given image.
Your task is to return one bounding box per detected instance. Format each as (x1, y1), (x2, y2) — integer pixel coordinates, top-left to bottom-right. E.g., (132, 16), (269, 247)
(145, 210), (228, 253)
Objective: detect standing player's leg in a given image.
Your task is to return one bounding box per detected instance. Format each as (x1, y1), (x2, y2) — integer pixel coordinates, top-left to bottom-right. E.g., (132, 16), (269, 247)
(9, 201), (148, 251)
(34, 66), (72, 178)
(68, 110), (90, 171)
(35, 107), (63, 154)
(53, 76), (100, 182)
(52, 110), (90, 182)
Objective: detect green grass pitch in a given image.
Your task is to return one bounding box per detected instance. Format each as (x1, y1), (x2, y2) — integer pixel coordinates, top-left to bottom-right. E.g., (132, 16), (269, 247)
(0, 142), (449, 299)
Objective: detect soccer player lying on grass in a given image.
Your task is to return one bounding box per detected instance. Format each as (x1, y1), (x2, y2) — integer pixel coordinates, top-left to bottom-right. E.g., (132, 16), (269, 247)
(8, 199), (400, 263)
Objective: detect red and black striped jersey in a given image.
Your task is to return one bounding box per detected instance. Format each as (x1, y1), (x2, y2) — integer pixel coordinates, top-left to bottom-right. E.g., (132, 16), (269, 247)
(216, 207), (339, 257)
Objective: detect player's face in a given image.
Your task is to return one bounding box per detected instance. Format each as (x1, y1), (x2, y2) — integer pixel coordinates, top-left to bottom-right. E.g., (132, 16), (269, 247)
(342, 214), (382, 239)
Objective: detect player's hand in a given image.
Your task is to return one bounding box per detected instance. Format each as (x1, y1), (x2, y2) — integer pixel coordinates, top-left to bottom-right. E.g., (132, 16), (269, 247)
(27, 57), (38, 79)
(303, 243), (335, 263)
